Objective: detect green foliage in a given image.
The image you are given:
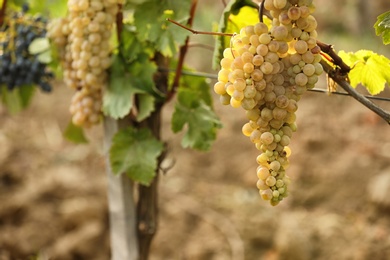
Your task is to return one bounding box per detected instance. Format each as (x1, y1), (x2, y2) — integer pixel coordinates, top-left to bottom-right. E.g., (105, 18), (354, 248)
(6, 0), (67, 17)
(171, 75), (222, 151)
(339, 50), (390, 95)
(28, 37), (52, 63)
(136, 94), (155, 122)
(213, 0), (269, 69)
(110, 126), (164, 185)
(29, 0), (67, 18)
(0, 85), (35, 114)
(28, 38), (50, 54)
(132, 0), (192, 57)
(102, 54), (158, 119)
(63, 121), (88, 144)
(120, 28), (145, 63)
(374, 11), (390, 45)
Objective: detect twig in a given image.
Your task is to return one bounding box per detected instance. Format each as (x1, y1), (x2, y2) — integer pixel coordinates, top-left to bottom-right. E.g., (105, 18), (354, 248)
(307, 87), (390, 102)
(167, 18), (234, 37)
(259, 0), (265, 23)
(221, 0), (227, 7)
(168, 0), (199, 102)
(317, 40), (351, 75)
(321, 60), (390, 124)
(115, 4), (123, 43)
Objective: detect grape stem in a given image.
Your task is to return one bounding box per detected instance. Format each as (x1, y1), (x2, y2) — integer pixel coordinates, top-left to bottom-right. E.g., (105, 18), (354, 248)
(169, 0), (198, 101)
(259, 0), (265, 23)
(166, 18), (234, 37)
(321, 59), (390, 125)
(115, 4), (123, 43)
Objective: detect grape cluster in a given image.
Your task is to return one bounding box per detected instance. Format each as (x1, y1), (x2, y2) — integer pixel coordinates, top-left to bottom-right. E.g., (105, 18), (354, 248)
(214, 0), (323, 205)
(0, 6), (53, 92)
(48, 0), (122, 127)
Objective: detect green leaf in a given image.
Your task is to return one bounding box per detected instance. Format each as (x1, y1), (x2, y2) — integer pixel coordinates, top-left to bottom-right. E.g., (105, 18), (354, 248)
(120, 27), (144, 63)
(63, 121), (88, 144)
(339, 50), (390, 95)
(171, 75), (222, 151)
(136, 94), (155, 122)
(0, 85), (35, 114)
(28, 38), (50, 55)
(374, 11), (390, 45)
(103, 55), (158, 119)
(110, 127), (164, 185)
(213, 0), (265, 69)
(28, 0), (67, 18)
(18, 84), (36, 108)
(37, 49), (52, 64)
(103, 56), (142, 119)
(133, 0), (191, 56)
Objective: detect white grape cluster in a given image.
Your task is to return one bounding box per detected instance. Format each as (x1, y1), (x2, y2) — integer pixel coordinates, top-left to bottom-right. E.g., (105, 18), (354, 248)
(214, 0), (323, 206)
(48, 0), (123, 127)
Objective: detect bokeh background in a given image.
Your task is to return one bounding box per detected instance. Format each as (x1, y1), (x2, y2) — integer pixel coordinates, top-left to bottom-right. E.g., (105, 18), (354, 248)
(1, 0), (390, 259)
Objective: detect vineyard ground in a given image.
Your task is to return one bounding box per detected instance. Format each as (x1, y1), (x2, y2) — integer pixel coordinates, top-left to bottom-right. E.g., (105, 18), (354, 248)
(0, 77), (389, 259)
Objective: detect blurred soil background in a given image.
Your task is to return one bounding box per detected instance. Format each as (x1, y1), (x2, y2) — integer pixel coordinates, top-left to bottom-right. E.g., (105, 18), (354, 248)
(1, 0), (390, 259)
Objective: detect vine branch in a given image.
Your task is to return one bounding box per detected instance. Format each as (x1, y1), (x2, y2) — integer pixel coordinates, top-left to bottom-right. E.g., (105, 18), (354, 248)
(166, 18), (234, 37)
(115, 4), (123, 43)
(321, 60), (390, 124)
(317, 40), (351, 75)
(259, 0), (265, 23)
(168, 0), (199, 102)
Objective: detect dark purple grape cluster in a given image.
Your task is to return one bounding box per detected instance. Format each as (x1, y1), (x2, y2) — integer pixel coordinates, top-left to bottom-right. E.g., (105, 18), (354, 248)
(0, 5), (53, 92)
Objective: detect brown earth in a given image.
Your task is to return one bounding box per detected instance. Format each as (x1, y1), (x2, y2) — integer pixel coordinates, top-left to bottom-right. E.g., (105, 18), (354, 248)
(0, 76), (389, 260)
(1, 1), (390, 259)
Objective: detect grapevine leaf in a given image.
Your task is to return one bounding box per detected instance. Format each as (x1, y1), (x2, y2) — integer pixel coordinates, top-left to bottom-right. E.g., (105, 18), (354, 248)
(28, 38), (50, 55)
(110, 127), (164, 185)
(339, 50), (390, 95)
(128, 54), (159, 96)
(213, 0), (266, 69)
(133, 0), (191, 57)
(172, 76), (222, 151)
(374, 11), (390, 45)
(180, 72), (213, 106)
(103, 55), (158, 119)
(63, 121), (88, 144)
(120, 27), (144, 63)
(37, 49), (52, 64)
(18, 84), (35, 109)
(28, 0), (67, 18)
(0, 85), (35, 114)
(136, 94), (155, 122)
(103, 56), (142, 119)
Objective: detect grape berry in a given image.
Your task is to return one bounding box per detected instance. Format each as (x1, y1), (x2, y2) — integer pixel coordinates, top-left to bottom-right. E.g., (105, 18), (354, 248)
(48, 0), (123, 128)
(0, 6), (53, 92)
(214, 0), (323, 205)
